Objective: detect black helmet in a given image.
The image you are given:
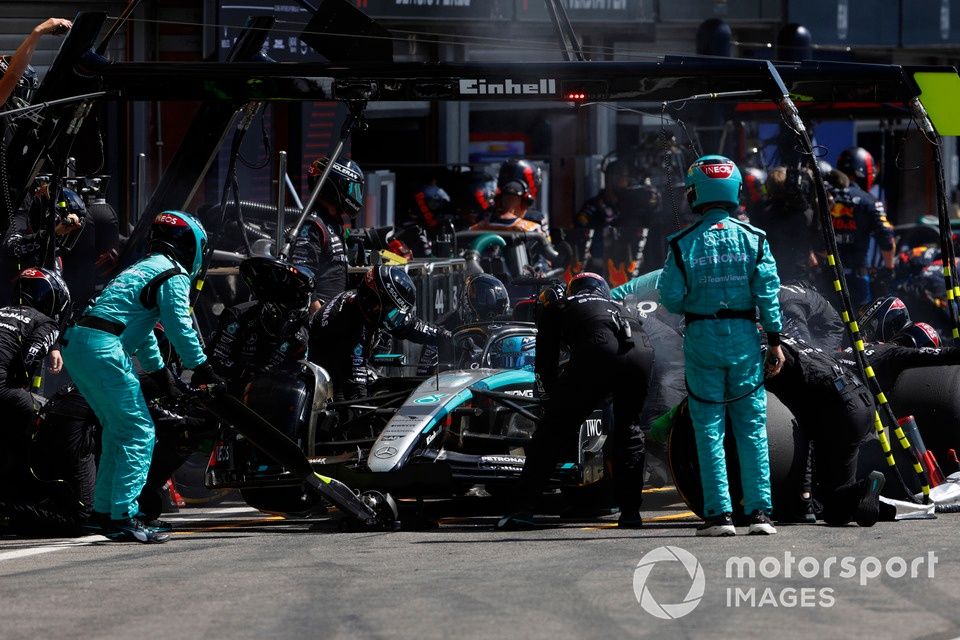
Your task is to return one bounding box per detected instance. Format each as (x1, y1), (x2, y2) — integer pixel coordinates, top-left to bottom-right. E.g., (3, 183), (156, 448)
(55, 187), (86, 219)
(858, 295), (910, 342)
(412, 183), (451, 228)
(891, 322), (941, 349)
(0, 55), (39, 108)
(497, 159), (541, 207)
(459, 274), (509, 322)
(15, 267), (71, 322)
(148, 211), (209, 278)
(567, 272), (610, 299)
(449, 169), (496, 221)
(307, 157), (365, 218)
(239, 257), (314, 312)
(837, 147), (877, 191)
(357, 266), (417, 330)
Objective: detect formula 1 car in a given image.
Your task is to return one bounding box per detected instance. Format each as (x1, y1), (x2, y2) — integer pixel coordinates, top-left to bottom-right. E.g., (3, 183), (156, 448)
(205, 322), (610, 515)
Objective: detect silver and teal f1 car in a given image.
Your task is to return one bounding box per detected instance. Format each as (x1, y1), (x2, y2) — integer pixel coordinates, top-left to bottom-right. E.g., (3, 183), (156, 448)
(205, 322), (610, 515)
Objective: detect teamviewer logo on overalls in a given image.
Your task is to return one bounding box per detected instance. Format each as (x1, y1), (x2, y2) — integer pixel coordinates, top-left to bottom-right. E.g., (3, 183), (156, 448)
(632, 546), (705, 619)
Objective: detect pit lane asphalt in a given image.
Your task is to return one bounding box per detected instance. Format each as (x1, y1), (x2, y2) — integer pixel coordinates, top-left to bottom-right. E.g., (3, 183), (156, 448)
(1, 489), (958, 640)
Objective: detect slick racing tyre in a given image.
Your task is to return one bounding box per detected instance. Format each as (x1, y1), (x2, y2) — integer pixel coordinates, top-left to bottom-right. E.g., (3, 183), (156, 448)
(890, 366), (960, 461)
(668, 391), (805, 524)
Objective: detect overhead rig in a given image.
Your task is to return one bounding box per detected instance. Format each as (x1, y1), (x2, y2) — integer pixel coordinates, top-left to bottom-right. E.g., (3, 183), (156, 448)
(11, 3), (960, 508)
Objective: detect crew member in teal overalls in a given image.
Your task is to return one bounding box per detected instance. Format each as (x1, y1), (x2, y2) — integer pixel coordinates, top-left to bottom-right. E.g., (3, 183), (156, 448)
(658, 156), (785, 537)
(62, 211), (221, 543)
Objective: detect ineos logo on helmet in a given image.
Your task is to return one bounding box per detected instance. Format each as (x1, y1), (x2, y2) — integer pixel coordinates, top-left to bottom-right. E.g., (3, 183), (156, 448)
(155, 213), (187, 227)
(149, 210), (208, 278)
(15, 267), (71, 321)
(702, 163), (735, 178)
(686, 155), (743, 211)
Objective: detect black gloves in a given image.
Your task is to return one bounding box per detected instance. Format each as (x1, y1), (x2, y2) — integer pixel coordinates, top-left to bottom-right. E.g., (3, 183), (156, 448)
(143, 367), (181, 401)
(191, 361), (225, 387)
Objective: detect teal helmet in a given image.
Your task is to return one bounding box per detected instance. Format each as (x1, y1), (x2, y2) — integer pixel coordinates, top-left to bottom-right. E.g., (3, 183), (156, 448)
(149, 210), (209, 278)
(685, 155), (742, 211)
(489, 335), (536, 371)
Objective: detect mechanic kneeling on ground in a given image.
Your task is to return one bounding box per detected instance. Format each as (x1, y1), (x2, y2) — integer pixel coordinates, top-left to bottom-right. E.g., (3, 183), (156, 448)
(61, 211), (224, 544)
(498, 272), (654, 530)
(764, 336), (885, 526)
(206, 257), (314, 395)
(657, 155), (784, 537)
(309, 265), (450, 401)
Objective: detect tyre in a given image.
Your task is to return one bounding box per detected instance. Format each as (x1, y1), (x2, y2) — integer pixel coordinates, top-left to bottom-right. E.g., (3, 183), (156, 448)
(668, 392), (806, 523)
(891, 366), (960, 461)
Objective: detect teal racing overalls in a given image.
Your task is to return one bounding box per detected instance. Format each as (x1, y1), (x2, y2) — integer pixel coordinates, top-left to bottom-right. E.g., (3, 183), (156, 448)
(658, 209), (782, 517)
(610, 268), (662, 302)
(61, 253), (206, 520)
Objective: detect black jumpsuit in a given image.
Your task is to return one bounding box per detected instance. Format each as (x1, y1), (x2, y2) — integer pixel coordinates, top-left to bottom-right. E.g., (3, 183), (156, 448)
(415, 309), (463, 375)
(749, 197), (819, 285)
(309, 291), (445, 400)
(0, 305), (58, 428)
(0, 306), (59, 484)
(206, 301), (310, 395)
(778, 283), (845, 352)
(0, 199), (51, 306)
(835, 343), (960, 392)
(61, 199), (120, 315)
(519, 292), (654, 512)
(290, 216), (348, 308)
(765, 336), (874, 524)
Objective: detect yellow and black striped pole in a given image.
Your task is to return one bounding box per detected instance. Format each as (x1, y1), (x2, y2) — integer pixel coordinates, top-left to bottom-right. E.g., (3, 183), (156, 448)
(911, 99), (960, 344)
(779, 95), (931, 502)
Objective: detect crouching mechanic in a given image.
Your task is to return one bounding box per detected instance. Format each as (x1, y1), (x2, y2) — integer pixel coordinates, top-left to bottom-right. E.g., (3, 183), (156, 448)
(0, 268), (69, 486)
(206, 257), (313, 394)
(765, 336), (885, 526)
(499, 272), (654, 530)
(61, 211), (223, 543)
(310, 266), (450, 400)
(658, 155), (784, 537)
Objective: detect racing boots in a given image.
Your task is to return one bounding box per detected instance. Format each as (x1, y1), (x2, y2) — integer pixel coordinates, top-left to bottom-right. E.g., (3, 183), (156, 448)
(855, 471), (886, 528)
(696, 513), (736, 537)
(747, 510), (777, 535)
(135, 511), (174, 534)
(85, 512), (170, 543)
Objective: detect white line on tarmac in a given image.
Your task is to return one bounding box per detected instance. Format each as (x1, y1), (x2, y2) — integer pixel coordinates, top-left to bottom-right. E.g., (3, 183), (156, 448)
(161, 507), (262, 521)
(0, 535), (107, 563)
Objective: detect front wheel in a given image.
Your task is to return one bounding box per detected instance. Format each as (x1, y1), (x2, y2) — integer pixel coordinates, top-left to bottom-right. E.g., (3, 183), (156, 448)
(335, 491), (400, 531)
